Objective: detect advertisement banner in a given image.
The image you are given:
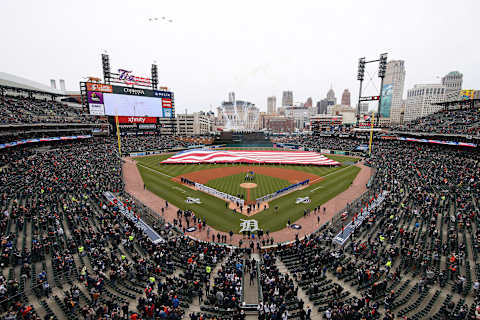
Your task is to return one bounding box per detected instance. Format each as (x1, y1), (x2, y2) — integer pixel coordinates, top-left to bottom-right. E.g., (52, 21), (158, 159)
(138, 124), (156, 129)
(380, 84), (393, 118)
(86, 83), (112, 93)
(129, 152), (146, 157)
(460, 90), (474, 100)
(162, 98), (172, 108)
(116, 116), (157, 124)
(109, 85), (173, 99)
(89, 103), (105, 115)
(111, 85), (159, 97)
(397, 137), (476, 147)
(154, 91), (173, 99)
(89, 84), (173, 100)
(105, 85), (174, 99)
(87, 91), (104, 104)
(354, 145), (369, 152)
(119, 124), (137, 129)
(0, 135), (92, 150)
(163, 108), (173, 118)
(320, 149), (330, 154)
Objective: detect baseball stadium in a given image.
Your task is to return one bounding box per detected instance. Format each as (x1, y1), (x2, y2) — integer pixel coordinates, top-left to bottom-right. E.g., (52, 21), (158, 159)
(1, 2), (480, 320)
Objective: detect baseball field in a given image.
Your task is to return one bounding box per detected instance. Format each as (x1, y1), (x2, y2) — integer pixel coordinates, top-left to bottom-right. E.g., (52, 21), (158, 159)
(135, 151), (360, 233)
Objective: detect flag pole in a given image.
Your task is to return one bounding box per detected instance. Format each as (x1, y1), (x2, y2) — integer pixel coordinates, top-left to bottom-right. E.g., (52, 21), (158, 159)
(368, 112), (374, 156)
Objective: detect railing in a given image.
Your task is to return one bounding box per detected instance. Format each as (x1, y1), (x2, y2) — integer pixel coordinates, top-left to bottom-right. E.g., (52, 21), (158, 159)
(241, 258), (246, 304)
(257, 260), (263, 304)
(332, 191), (388, 246)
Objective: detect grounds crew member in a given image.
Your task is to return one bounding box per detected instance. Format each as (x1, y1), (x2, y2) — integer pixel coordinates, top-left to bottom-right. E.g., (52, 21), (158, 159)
(206, 265), (212, 278)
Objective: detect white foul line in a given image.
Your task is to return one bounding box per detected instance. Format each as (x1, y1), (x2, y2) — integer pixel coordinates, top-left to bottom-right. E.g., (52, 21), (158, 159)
(310, 186), (324, 192)
(309, 163), (355, 184)
(137, 163), (174, 179)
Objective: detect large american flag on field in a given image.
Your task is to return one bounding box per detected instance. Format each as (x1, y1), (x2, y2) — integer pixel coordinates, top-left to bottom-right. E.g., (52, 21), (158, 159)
(161, 150), (340, 166)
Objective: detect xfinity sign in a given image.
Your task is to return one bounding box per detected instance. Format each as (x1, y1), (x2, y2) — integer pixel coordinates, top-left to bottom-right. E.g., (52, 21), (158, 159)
(116, 116), (157, 124)
(128, 117), (147, 123)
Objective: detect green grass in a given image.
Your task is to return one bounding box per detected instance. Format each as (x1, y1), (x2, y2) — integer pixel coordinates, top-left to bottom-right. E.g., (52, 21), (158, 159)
(135, 152), (361, 233)
(135, 153), (358, 178)
(206, 173), (291, 201)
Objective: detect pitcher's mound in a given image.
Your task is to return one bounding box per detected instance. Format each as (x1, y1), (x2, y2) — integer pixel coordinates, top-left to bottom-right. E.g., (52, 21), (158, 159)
(240, 183), (257, 189)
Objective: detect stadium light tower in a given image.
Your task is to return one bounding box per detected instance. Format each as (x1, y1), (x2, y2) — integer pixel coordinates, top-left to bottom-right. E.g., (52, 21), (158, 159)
(355, 53), (388, 126)
(356, 57), (365, 125)
(376, 53), (388, 123)
(102, 53), (111, 84)
(151, 63), (158, 90)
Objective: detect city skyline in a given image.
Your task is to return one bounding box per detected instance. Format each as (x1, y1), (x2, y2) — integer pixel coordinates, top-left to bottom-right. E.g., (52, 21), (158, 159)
(0, 0), (478, 113)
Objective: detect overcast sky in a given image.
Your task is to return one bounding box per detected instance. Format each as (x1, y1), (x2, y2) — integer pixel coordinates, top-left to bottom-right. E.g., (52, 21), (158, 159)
(1, 0), (479, 113)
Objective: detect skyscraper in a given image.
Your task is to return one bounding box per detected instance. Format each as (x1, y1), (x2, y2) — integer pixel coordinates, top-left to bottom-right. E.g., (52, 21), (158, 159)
(305, 97), (313, 108)
(316, 99), (329, 114)
(326, 88), (336, 107)
(341, 89), (351, 106)
(382, 60), (406, 123)
(282, 91), (293, 107)
(441, 71), (463, 101)
(267, 96), (276, 114)
(228, 92), (235, 103)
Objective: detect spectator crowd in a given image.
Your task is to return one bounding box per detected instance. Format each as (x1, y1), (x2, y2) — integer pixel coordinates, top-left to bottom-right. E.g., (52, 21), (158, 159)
(0, 95), (479, 319)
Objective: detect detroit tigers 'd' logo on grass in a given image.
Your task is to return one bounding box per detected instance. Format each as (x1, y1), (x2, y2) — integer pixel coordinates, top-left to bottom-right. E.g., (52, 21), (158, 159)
(239, 219), (260, 233)
(185, 197), (201, 204)
(296, 196), (311, 204)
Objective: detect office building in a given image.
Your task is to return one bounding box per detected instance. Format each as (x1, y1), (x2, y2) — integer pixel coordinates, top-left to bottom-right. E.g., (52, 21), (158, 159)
(285, 105), (314, 130)
(282, 91), (293, 107)
(441, 71), (463, 101)
(305, 97), (313, 108)
(326, 88), (336, 105)
(382, 60), (406, 122)
(359, 102), (369, 114)
(228, 92), (235, 103)
(218, 99), (260, 130)
(176, 112), (212, 135)
(267, 96), (276, 114)
(259, 114), (295, 133)
(341, 89), (351, 106)
(317, 99), (329, 114)
(404, 84), (446, 122)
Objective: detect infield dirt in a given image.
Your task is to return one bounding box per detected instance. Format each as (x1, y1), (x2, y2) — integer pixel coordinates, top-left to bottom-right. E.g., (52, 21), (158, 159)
(172, 166), (322, 185)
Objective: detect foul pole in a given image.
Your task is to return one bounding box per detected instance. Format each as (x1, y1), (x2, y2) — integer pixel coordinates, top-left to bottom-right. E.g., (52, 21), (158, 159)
(115, 114), (122, 157)
(368, 112), (374, 156)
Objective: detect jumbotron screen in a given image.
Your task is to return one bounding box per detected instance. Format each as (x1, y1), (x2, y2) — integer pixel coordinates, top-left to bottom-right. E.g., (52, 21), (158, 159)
(86, 83), (173, 117)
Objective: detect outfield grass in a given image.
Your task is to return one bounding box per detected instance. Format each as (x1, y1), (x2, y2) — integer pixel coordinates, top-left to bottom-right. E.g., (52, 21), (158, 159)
(135, 153), (361, 233)
(206, 173), (291, 201)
